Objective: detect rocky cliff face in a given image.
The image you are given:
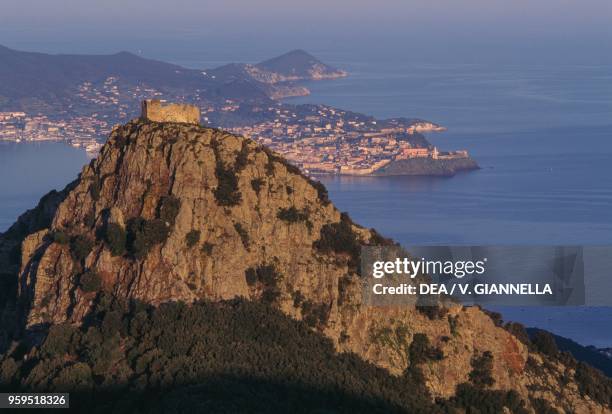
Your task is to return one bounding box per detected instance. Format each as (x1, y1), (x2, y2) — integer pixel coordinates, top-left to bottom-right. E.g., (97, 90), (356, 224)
(0, 119), (609, 413)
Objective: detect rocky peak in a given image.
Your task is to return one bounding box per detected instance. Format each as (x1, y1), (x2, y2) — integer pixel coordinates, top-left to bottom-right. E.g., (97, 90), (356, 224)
(0, 109), (609, 413)
(16, 118), (356, 327)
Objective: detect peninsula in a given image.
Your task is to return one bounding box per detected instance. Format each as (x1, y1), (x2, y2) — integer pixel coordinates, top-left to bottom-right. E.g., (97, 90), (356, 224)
(0, 44), (477, 176)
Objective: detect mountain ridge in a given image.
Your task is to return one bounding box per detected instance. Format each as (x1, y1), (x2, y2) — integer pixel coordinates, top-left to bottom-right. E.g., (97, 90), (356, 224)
(0, 44), (267, 113)
(0, 114), (610, 412)
(527, 328), (612, 377)
(0, 45), (346, 115)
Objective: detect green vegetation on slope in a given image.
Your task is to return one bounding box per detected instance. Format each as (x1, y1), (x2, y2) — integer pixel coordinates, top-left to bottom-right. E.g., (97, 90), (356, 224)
(0, 296), (541, 414)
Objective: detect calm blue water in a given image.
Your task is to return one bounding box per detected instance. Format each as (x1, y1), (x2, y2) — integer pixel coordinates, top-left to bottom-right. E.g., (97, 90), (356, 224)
(1, 58), (611, 347)
(287, 61), (612, 347)
(289, 62), (612, 247)
(0, 142), (88, 230)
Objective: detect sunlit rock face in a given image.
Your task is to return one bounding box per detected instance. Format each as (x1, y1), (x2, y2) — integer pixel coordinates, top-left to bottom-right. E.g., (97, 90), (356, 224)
(0, 108), (607, 413)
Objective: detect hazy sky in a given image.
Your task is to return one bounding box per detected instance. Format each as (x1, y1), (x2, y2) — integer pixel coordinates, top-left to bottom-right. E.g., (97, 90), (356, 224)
(2, 0), (611, 64)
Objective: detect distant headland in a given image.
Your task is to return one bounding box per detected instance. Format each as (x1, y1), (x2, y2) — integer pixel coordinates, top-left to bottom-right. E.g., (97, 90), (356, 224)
(0, 44), (476, 177)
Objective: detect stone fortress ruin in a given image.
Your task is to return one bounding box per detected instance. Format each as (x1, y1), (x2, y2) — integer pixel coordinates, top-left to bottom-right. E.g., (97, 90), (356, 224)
(141, 99), (200, 125)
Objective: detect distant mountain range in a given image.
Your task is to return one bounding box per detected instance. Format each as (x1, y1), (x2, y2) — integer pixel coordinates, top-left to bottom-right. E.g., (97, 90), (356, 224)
(0, 45), (346, 116)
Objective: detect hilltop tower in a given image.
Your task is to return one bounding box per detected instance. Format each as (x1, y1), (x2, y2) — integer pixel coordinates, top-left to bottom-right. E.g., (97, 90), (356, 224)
(141, 99), (200, 124)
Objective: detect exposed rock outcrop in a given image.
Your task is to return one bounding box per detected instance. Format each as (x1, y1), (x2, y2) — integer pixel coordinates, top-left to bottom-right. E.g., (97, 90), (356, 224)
(0, 114), (608, 413)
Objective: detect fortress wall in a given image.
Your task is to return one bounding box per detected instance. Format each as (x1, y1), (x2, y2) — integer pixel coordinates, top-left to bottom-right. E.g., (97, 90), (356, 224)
(141, 100), (200, 124)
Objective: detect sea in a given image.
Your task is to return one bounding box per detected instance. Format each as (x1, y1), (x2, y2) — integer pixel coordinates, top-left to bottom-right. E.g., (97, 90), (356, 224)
(1, 54), (611, 347)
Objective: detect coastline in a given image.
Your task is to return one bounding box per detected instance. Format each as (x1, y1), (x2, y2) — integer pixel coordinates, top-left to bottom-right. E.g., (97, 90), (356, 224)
(372, 156), (480, 177)
(307, 156), (480, 177)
